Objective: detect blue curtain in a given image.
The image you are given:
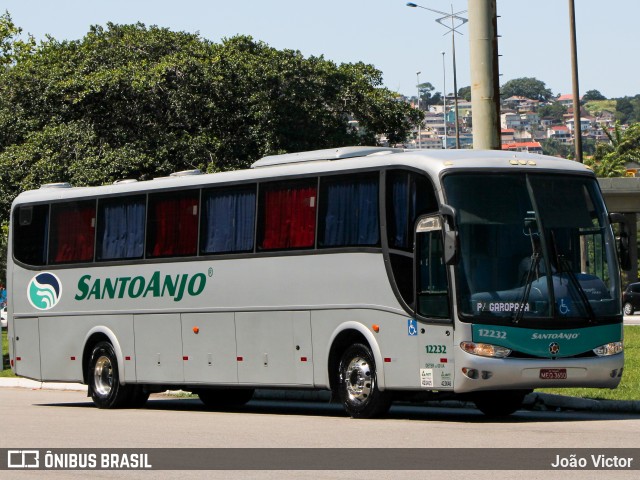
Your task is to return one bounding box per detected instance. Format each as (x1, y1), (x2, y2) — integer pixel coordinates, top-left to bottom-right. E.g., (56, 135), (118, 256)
(202, 188), (255, 253)
(98, 198), (145, 260)
(321, 176), (379, 247)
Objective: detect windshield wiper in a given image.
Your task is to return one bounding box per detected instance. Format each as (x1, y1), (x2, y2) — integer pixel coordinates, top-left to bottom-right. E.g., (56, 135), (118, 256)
(514, 219), (541, 324)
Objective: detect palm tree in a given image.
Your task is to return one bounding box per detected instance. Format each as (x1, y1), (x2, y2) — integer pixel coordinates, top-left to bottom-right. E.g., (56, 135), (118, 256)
(585, 122), (640, 177)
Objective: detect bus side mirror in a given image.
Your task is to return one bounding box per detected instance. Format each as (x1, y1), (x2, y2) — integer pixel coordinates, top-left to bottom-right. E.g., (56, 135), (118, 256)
(439, 204), (458, 265)
(610, 213), (631, 271)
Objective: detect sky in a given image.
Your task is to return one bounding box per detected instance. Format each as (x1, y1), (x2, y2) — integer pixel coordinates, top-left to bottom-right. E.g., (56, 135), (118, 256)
(3, 0), (638, 100)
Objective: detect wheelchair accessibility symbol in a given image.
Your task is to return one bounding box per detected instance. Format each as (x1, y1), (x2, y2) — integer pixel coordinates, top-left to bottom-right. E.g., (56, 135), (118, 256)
(408, 319), (418, 336)
(559, 298), (570, 315)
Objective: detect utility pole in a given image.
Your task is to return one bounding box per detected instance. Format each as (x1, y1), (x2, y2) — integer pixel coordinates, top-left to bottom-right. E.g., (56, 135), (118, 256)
(569, 0), (583, 162)
(468, 0), (501, 150)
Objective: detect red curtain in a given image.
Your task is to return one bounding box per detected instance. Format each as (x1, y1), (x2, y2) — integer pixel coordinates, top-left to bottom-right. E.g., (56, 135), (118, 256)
(52, 205), (95, 263)
(149, 196), (198, 257)
(261, 185), (317, 249)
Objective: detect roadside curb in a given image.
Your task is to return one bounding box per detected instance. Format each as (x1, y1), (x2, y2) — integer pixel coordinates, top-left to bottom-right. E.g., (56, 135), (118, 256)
(2, 377), (639, 413)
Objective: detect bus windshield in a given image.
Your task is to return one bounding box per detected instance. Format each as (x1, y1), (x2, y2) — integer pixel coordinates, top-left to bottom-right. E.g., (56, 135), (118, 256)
(443, 173), (621, 324)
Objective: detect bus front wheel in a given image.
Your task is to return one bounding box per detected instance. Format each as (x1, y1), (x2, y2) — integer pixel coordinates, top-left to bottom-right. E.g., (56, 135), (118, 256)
(338, 343), (391, 419)
(88, 341), (131, 409)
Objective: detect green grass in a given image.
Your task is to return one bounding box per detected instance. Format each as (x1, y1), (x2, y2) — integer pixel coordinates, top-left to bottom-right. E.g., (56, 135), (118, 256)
(538, 325), (639, 401)
(2, 326), (639, 400)
(583, 99), (617, 116)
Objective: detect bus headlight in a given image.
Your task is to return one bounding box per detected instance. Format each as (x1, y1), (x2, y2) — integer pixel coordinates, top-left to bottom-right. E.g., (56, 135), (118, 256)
(460, 342), (512, 358)
(593, 342), (623, 357)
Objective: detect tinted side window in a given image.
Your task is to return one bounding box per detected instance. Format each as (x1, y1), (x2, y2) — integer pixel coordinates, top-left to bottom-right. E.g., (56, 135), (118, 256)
(147, 191), (199, 258)
(13, 204), (49, 266)
(318, 174), (380, 248)
(96, 195), (146, 261)
(387, 171), (437, 251)
(201, 186), (256, 254)
(259, 180), (317, 250)
(50, 201), (96, 264)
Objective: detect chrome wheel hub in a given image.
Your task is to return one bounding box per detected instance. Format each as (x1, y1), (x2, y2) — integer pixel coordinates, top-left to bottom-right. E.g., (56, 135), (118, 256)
(344, 356), (372, 404)
(94, 355), (113, 397)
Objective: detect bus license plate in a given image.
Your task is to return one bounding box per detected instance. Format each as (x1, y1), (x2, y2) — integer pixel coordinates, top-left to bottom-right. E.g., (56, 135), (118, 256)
(539, 368), (567, 380)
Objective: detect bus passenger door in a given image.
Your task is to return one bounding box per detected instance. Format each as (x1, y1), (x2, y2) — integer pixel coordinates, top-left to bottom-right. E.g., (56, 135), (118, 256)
(235, 311), (313, 386)
(182, 312), (238, 384)
(415, 215), (455, 390)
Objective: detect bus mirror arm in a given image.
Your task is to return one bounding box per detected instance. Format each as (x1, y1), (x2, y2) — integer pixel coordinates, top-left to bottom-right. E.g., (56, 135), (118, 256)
(609, 213), (631, 271)
(439, 203), (457, 229)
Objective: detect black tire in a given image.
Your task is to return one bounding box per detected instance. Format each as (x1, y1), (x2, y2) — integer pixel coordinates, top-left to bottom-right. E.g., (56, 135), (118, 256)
(473, 390), (527, 417)
(196, 388), (255, 409)
(88, 341), (132, 409)
(338, 343), (391, 419)
(624, 302), (634, 316)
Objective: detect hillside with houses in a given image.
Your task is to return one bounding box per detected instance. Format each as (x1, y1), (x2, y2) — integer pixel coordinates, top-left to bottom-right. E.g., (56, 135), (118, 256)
(396, 82), (638, 167)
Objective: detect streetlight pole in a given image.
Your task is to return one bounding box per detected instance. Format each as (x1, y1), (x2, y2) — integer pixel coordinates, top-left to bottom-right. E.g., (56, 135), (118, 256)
(406, 2), (467, 149)
(417, 71), (422, 149)
(441, 51), (447, 149)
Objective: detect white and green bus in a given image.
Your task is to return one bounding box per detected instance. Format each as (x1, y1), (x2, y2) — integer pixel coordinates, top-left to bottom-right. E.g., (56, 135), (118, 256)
(7, 147), (626, 417)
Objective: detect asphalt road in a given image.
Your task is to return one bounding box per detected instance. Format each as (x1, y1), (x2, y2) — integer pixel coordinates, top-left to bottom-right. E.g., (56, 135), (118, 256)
(1, 388), (640, 480)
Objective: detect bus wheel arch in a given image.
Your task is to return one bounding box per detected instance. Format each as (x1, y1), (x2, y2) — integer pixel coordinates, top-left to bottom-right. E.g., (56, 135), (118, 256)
(82, 328), (125, 386)
(327, 324), (391, 418)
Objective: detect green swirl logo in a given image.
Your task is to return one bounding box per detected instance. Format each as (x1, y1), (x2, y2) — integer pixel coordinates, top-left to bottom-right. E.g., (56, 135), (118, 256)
(28, 273), (62, 310)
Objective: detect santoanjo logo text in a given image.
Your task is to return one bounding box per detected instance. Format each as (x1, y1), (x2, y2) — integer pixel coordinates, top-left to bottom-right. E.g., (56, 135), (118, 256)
(75, 271), (207, 302)
(28, 273), (62, 310)
(531, 332), (580, 340)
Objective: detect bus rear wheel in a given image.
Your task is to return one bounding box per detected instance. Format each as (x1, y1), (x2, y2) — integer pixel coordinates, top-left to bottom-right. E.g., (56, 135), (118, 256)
(473, 390), (527, 417)
(88, 341), (132, 409)
(338, 343), (391, 419)
(196, 388), (255, 409)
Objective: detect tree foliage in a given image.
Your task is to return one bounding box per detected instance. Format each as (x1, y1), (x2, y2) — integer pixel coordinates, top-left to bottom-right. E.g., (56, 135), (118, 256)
(501, 77), (553, 102)
(457, 85), (471, 102)
(0, 19), (421, 225)
(615, 96), (640, 124)
(582, 89), (606, 101)
(585, 122), (640, 177)
(417, 82), (441, 109)
(537, 102), (567, 123)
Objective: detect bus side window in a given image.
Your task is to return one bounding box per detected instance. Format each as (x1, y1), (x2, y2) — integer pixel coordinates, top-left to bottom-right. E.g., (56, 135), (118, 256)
(50, 201), (96, 264)
(96, 195), (146, 261)
(147, 191), (199, 258)
(386, 170), (438, 307)
(14, 204), (49, 266)
(258, 179), (317, 250)
(201, 186), (256, 254)
(318, 174), (379, 248)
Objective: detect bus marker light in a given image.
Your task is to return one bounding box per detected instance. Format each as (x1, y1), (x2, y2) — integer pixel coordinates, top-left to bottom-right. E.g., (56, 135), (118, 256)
(384, 357), (391, 363)
(70, 356), (76, 361)
(183, 356), (189, 361)
(16, 357), (21, 362)
(193, 327), (200, 334)
(125, 356), (131, 361)
(440, 358), (447, 363)
(300, 357), (307, 362)
(237, 356), (243, 362)
(372, 324), (380, 333)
